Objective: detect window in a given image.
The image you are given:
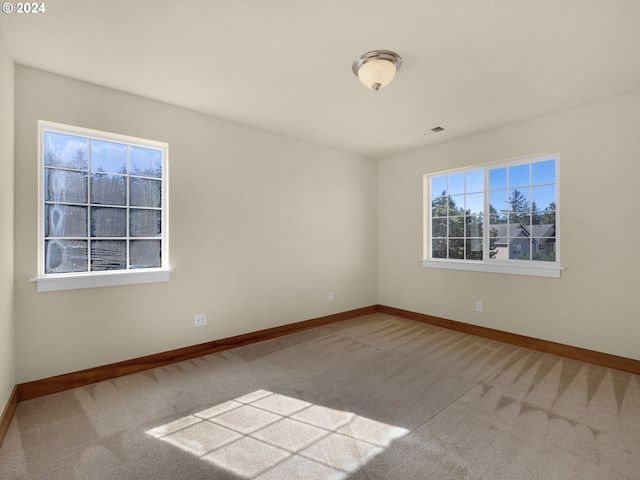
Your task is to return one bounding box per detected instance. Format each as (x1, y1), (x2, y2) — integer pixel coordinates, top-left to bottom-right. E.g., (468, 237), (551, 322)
(423, 153), (560, 277)
(35, 121), (170, 291)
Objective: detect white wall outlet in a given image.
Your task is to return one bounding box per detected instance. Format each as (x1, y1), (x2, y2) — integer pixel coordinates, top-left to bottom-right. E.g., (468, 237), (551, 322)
(328, 292), (334, 302)
(194, 313), (208, 327)
(476, 301), (483, 312)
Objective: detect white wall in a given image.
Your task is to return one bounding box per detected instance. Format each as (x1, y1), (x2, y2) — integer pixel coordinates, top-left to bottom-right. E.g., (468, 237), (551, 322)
(14, 66), (378, 383)
(11, 64), (640, 386)
(0, 31), (15, 407)
(378, 90), (640, 361)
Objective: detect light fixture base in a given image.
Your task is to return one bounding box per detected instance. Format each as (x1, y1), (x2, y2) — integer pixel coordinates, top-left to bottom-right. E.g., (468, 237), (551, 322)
(352, 50), (402, 92)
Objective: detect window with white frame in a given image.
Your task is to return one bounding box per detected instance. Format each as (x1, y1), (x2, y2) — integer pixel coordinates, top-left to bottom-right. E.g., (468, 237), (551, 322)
(36, 121), (169, 291)
(423, 153), (560, 277)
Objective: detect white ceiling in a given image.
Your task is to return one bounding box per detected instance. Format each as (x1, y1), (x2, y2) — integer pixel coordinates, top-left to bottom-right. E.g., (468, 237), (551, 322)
(2, 0), (640, 158)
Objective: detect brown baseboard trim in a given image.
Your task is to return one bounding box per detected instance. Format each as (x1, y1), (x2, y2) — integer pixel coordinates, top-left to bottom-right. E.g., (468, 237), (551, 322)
(16, 305), (378, 402)
(14, 303), (639, 404)
(378, 305), (640, 375)
(0, 386), (18, 447)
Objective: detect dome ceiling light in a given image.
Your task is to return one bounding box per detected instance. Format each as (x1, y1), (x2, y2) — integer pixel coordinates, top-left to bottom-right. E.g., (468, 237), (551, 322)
(352, 50), (402, 92)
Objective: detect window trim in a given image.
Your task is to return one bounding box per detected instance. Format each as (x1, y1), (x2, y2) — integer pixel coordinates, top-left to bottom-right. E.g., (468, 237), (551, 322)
(421, 258), (562, 278)
(33, 120), (171, 292)
(422, 153), (562, 278)
(33, 269), (171, 292)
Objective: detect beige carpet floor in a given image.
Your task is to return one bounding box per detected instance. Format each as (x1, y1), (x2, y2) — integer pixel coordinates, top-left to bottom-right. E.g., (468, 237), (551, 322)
(1, 313), (639, 479)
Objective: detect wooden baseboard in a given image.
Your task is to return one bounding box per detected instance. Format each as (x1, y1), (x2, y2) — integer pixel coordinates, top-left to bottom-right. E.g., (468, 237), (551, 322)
(16, 305), (378, 402)
(12, 303), (640, 405)
(377, 305), (640, 375)
(0, 386), (18, 447)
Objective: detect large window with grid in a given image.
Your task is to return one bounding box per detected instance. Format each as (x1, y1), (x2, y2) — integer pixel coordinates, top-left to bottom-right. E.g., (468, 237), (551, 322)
(423, 153), (560, 277)
(36, 121), (169, 291)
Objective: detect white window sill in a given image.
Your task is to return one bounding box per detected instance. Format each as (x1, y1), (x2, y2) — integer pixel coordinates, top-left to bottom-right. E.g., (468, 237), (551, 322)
(32, 269), (171, 292)
(421, 259), (563, 278)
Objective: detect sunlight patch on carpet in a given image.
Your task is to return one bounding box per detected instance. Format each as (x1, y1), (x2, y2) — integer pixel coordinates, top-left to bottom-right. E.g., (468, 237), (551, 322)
(147, 390), (409, 479)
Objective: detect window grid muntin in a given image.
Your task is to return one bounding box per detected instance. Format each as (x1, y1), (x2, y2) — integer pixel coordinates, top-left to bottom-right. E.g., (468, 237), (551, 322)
(41, 123), (166, 276)
(487, 159), (556, 263)
(428, 154), (557, 266)
(430, 169), (484, 260)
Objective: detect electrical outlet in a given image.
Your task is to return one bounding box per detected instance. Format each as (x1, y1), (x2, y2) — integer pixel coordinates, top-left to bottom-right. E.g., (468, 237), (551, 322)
(194, 313), (208, 327)
(328, 292), (334, 302)
(476, 301), (483, 312)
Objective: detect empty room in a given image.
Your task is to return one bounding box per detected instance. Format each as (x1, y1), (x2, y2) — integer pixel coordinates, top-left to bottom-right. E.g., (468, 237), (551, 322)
(1, 1), (639, 479)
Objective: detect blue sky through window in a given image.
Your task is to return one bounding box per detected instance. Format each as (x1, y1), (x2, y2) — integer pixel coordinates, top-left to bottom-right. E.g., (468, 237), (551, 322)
(432, 159), (556, 213)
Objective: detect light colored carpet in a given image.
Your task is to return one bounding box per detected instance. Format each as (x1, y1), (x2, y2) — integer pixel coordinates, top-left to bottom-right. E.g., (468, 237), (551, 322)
(1, 313), (639, 479)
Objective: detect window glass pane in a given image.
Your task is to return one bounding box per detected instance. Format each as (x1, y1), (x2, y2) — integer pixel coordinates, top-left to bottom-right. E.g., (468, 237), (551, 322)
(449, 239), (464, 259)
(91, 240), (127, 270)
(450, 217), (464, 237)
(131, 146), (162, 178)
(489, 190), (507, 215)
(530, 225), (555, 240)
(489, 213), (507, 225)
(130, 177), (161, 208)
(431, 176), (447, 196)
(538, 210), (555, 228)
(130, 240), (162, 268)
(465, 170), (483, 193)
(489, 224), (508, 243)
(45, 169), (87, 204)
(532, 211), (543, 226)
(510, 213), (531, 226)
(91, 207), (127, 237)
(489, 167), (507, 190)
(130, 209), (161, 237)
(532, 159), (555, 185)
(488, 227), (500, 259)
(509, 164), (530, 188)
(90, 140), (127, 174)
(531, 185), (555, 211)
(432, 239), (447, 259)
(41, 124), (167, 279)
(491, 240), (507, 259)
(533, 239), (556, 262)
(45, 205), (87, 237)
(508, 188), (530, 213)
(465, 215), (483, 237)
(45, 240), (88, 273)
(466, 239), (483, 260)
(465, 193), (483, 215)
(448, 173), (464, 195)
(91, 174), (127, 205)
(449, 195), (464, 215)
(432, 197), (449, 217)
(510, 239), (528, 260)
(431, 218), (447, 237)
(44, 132), (88, 170)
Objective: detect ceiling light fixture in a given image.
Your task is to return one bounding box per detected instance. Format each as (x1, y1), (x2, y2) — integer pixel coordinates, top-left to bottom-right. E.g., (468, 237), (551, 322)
(352, 50), (402, 92)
